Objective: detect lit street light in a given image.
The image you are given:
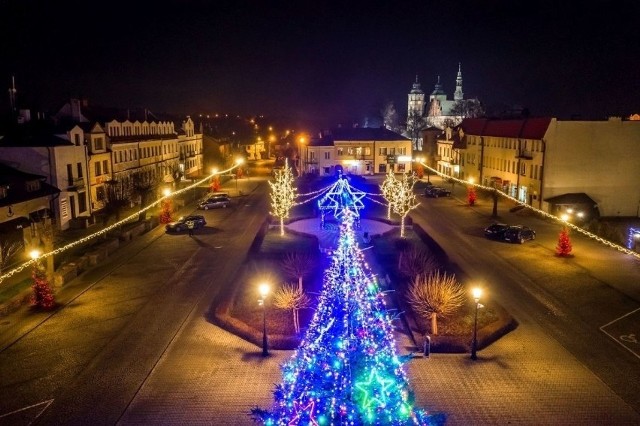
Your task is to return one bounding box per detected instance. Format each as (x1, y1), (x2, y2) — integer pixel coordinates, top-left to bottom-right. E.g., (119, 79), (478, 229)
(259, 283), (270, 356)
(471, 287), (483, 360)
(235, 158), (244, 196)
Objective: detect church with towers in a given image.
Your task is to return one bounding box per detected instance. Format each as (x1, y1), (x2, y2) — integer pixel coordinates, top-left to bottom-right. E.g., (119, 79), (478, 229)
(407, 63), (465, 130)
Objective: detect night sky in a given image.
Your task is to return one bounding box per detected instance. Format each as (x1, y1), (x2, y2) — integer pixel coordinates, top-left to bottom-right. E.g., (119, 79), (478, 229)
(1, 0), (639, 129)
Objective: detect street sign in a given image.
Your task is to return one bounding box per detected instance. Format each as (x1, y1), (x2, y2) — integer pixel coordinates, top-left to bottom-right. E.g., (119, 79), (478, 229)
(386, 155), (396, 164)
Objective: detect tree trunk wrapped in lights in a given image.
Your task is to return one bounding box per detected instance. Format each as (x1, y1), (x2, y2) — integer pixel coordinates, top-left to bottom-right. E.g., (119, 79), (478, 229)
(269, 160), (297, 236)
(380, 169), (399, 220)
(251, 210), (444, 425)
(391, 172), (419, 238)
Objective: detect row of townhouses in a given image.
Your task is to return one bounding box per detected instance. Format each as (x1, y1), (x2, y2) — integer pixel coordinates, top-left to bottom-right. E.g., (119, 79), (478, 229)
(434, 116), (640, 221)
(0, 100), (203, 236)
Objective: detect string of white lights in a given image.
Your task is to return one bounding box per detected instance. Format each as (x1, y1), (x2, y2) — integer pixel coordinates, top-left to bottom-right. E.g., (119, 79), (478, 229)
(365, 196), (389, 207)
(419, 162), (640, 260)
(0, 164), (242, 285)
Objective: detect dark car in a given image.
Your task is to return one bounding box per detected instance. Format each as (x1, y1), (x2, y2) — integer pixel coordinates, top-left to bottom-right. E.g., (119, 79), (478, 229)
(484, 223), (510, 240)
(165, 215), (206, 232)
(504, 225), (536, 244)
(424, 186), (452, 198)
(198, 196), (231, 210)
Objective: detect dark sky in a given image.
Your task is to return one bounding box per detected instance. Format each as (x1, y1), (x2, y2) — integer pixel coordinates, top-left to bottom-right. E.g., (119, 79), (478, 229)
(1, 0), (639, 129)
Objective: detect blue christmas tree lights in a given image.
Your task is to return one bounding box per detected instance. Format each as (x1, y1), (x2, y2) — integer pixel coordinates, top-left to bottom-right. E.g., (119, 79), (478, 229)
(252, 209), (444, 425)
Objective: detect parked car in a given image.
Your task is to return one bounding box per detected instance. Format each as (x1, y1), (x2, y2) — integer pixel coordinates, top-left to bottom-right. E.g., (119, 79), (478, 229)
(484, 223), (510, 240)
(504, 225), (536, 244)
(165, 215), (206, 232)
(424, 186), (452, 198)
(198, 196), (231, 210)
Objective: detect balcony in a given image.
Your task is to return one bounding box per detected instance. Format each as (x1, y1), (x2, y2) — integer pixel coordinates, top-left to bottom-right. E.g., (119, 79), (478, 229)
(516, 150), (533, 159)
(67, 177), (85, 190)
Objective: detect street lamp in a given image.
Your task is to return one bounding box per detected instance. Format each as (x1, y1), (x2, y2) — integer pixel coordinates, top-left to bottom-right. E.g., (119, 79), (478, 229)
(259, 283), (270, 356)
(298, 137), (306, 175)
(235, 158), (244, 196)
(471, 287), (482, 360)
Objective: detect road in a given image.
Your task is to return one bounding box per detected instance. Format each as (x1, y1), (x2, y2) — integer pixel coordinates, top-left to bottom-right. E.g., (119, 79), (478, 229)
(410, 177), (640, 413)
(0, 176), (272, 425)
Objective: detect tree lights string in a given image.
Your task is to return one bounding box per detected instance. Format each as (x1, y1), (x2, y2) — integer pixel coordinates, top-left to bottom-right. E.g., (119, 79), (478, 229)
(0, 164), (242, 285)
(251, 209), (444, 425)
(418, 162), (640, 261)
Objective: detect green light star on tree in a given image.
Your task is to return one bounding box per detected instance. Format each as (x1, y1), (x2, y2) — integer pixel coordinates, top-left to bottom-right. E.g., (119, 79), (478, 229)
(269, 160), (297, 236)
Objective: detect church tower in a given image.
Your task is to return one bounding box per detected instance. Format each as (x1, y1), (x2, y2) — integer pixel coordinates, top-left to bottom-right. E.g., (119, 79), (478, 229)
(454, 63), (464, 101)
(407, 75), (425, 118)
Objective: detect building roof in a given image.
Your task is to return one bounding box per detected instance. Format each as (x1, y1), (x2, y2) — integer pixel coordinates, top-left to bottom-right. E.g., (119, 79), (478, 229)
(460, 117), (552, 139)
(326, 127), (409, 142)
(543, 192), (597, 206)
(0, 163), (60, 207)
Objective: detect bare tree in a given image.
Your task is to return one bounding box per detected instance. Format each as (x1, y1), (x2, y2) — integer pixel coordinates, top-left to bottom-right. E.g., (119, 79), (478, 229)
(273, 282), (312, 334)
(406, 110), (427, 151)
(281, 252), (317, 292)
(0, 239), (22, 274)
(381, 101), (401, 133)
(450, 98), (485, 119)
(398, 246), (440, 281)
(406, 271), (466, 335)
(131, 171), (158, 220)
(103, 178), (132, 224)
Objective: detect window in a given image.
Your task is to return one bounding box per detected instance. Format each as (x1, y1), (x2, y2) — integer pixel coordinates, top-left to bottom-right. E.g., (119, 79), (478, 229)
(379, 147), (387, 156)
(520, 163), (526, 175)
(119, 152), (123, 163)
(95, 162), (102, 176)
(337, 148), (344, 156)
(389, 148), (395, 155)
(78, 192), (87, 213)
(324, 152), (330, 160)
(60, 198), (69, 219)
(365, 147), (371, 155)
(397, 164), (405, 172)
(103, 160), (109, 174)
(67, 164), (73, 186)
(379, 164), (387, 173)
(74, 134), (80, 145)
(77, 163), (83, 178)
(25, 180), (40, 192)
(95, 137), (104, 150)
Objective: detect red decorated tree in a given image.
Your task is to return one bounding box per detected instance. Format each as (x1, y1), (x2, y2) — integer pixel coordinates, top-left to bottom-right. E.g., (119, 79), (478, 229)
(467, 186), (477, 206)
(159, 199), (173, 224)
(209, 175), (221, 193)
(415, 164), (424, 179)
(556, 227), (573, 257)
(31, 263), (55, 309)
(236, 167), (244, 179)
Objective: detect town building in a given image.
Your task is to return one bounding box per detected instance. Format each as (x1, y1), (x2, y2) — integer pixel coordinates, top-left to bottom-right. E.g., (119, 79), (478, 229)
(437, 117), (640, 220)
(305, 127), (412, 176)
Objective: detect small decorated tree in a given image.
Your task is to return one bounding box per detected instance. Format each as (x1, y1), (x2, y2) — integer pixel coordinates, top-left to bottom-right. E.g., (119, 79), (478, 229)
(269, 160), (297, 236)
(159, 199), (173, 224)
(556, 227), (573, 257)
(467, 186), (477, 206)
(31, 262), (55, 310)
(391, 172), (419, 238)
(415, 164), (424, 179)
(209, 175), (221, 193)
(380, 169), (398, 219)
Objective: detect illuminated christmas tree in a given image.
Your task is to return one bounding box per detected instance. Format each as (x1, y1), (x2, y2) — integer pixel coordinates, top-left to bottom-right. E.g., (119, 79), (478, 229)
(209, 175), (221, 193)
(556, 227), (573, 257)
(270, 160), (297, 236)
(252, 210), (443, 425)
(159, 199), (173, 224)
(467, 186), (476, 206)
(31, 262), (55, 309)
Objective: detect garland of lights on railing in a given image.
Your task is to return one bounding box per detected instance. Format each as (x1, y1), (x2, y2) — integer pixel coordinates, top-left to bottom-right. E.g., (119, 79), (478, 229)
(418, 162), (640, 261)
(0, 163), (242, 285)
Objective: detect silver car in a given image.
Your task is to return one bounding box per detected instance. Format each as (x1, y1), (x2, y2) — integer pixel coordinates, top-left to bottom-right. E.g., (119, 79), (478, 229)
(198, 196), (231, 210)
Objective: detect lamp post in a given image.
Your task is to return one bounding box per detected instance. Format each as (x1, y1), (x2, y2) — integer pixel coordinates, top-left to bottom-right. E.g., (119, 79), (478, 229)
(471, 287), (482, 360)
(235, 158), (244, 196)
(259, 283), (270, 356)
(298, 137), (306, 176)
